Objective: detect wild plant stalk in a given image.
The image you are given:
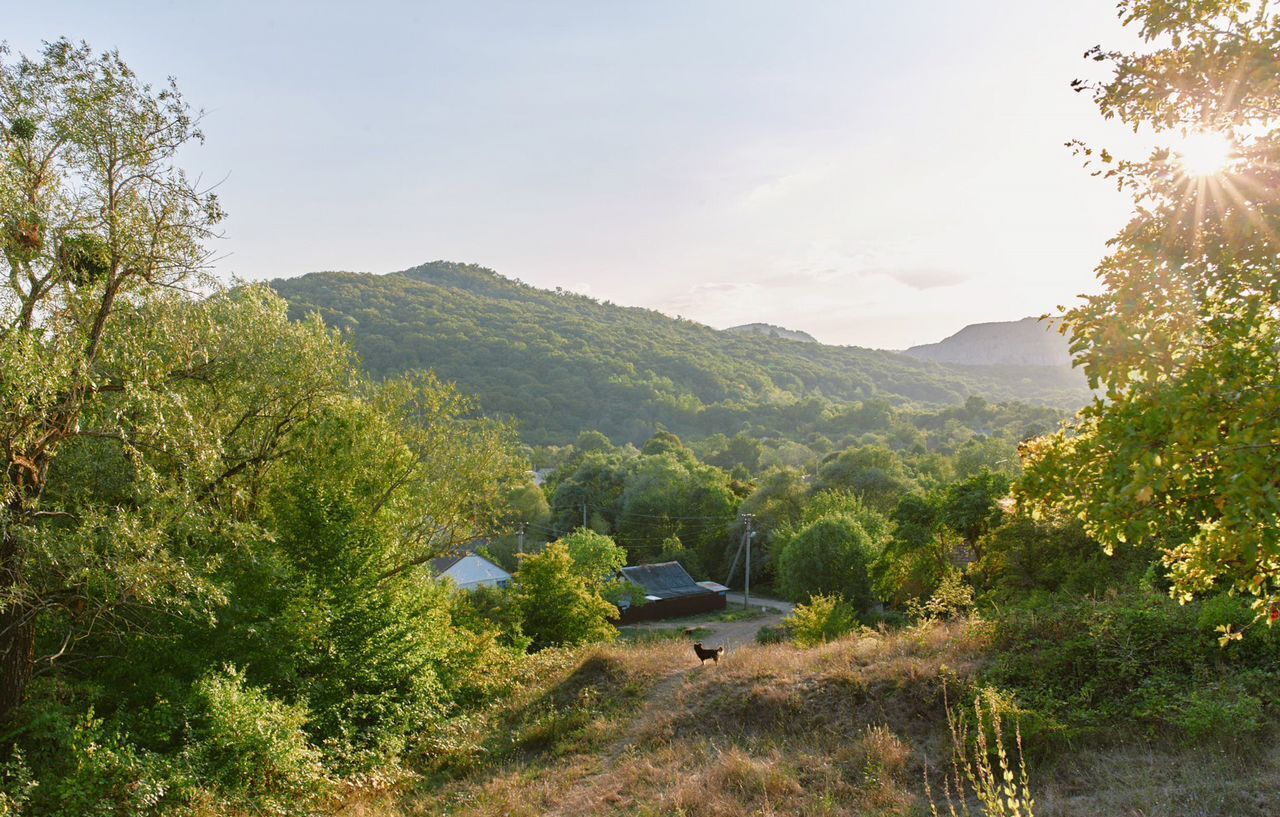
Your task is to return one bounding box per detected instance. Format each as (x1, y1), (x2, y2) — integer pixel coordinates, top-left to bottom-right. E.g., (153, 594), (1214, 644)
(926, 685), (1035, 817)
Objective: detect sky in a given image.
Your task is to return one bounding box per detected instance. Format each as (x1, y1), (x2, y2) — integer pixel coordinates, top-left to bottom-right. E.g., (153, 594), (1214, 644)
(10, 1), (1149, 349)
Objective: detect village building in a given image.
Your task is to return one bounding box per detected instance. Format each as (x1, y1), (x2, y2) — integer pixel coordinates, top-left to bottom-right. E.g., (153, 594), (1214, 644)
(429, 552), (512, 591)
(615, 561), (726, 624)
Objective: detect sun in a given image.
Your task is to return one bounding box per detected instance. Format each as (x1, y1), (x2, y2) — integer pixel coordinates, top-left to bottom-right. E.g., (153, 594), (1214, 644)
(1172, 131), (1234, 177)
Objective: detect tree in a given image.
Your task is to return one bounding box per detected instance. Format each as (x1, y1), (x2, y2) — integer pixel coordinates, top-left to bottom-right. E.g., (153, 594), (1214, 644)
(615, 452), (739, 577)
(560, 528), (627, 585)
(814, 445), (914, 512)
(548, 451), (629, 536)
(512, 542), (618, 649)
(658, 534), (704, 579)
(872, 491), (956, 603)
(1019, 1), (1280, 630)
(775, 514), (877, 611)
(940, 470), (1011, 562)
(0, 40), (229, 718)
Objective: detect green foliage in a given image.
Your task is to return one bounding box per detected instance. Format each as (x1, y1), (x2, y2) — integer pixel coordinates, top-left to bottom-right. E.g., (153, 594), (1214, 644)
(940, 470), (1011, 558)
(185, 667), (327, 812)
(561, 528), (628, 585)
(785, 593), (859, 647)
(984, 592), (1280, 745)
(615, 451), (739, 577)
(969, 516), (1155, 600)
(872, 492), (952, 604)
(1018, 2), (1280, 623)
(814, 445), (915, 512)
(658, 534), (704, 580)
(513, 542), (620, 649)
(775, 514), (877, 610)
(907, 569), (975, 621)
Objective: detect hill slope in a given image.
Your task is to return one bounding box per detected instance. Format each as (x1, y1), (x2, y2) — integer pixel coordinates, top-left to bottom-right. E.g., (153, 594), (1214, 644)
(271, 261), (1089, 445)
(905, 316), (1073, 366)
(341, 625), (1274, 817)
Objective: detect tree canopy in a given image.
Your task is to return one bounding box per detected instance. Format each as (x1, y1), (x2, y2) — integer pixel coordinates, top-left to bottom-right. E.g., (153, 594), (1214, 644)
(1019, 0), (1280, 633)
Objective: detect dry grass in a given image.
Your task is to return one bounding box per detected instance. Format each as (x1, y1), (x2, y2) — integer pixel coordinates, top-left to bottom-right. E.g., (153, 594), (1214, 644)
(327, 620), (1280, 817)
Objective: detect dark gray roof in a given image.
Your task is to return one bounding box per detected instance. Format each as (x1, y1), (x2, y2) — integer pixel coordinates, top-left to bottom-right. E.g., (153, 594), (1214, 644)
(429, 554), (465, 574)
(619, 561), (713, 600)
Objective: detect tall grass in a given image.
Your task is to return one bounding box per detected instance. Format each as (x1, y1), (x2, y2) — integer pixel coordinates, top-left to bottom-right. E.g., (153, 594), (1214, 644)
(927, 685), (1035, 817)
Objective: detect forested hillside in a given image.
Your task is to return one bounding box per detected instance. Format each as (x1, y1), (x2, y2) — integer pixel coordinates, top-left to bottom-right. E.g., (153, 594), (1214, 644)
(271, 262), (1089, 444)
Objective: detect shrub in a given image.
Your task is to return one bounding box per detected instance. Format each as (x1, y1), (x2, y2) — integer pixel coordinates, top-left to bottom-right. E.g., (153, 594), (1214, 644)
(908, 569), (974, 622)
(983, 592), (1280, 745)
(184, 667), (327, 812)
(15, 705), (180, 817)
(970, 516), (1154, 599)
(0, 750), (34, 816)
(785, 593), (858, 647)
(755, 624), (788, 645)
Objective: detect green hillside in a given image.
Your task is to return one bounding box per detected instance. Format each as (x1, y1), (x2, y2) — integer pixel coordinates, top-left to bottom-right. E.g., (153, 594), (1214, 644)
(270, 262), (1088, 445)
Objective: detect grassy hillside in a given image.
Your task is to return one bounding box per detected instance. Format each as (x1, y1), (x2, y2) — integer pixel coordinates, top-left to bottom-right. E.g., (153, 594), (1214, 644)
(334, 621), (1275, 817)
(270, 262), (1090, 445)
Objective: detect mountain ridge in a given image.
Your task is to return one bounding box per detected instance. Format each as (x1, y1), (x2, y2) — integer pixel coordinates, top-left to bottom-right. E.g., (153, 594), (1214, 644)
(269, 261), (1089, 445)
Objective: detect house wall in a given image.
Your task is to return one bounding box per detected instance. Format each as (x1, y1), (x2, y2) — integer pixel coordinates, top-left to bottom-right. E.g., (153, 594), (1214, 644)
(616, 591), (725, 624)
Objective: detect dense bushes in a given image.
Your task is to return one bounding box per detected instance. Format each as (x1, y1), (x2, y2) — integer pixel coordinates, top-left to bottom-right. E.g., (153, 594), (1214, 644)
(969, 516), (1155, 599)
(983, 592), (1280, 745)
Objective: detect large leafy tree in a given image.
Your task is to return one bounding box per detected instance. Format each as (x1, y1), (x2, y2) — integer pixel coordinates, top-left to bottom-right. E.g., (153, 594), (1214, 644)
(512, 541), (619, 649)
(0, 41), (228, 719)
(1020, 1), (1280, 631)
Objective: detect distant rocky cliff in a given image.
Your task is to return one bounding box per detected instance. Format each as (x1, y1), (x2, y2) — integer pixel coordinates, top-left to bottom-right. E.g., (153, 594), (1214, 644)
(904, 317), (1073, 367)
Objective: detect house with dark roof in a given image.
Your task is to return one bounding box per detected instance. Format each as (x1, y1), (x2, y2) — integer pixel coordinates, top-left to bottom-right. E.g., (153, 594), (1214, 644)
(615, 561), (726, 623)
(429, 552), (512, 591)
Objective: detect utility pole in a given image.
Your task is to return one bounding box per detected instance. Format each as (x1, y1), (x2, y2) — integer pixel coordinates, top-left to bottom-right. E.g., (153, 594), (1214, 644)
(517, 522), (526, 555)
(582, 501), (588, 530)
(742, 514), (754, 610)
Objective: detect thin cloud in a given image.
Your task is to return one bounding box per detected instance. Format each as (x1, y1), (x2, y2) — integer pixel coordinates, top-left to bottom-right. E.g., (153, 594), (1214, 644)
(867, 267), (970, 290)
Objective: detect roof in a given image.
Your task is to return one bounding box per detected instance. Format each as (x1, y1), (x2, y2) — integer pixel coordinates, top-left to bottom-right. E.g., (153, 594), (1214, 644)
(428, 552), (512, 585)
(697, 581), (730, 594)
(619, 561), (714, 600)
(429, 555), (465, 574)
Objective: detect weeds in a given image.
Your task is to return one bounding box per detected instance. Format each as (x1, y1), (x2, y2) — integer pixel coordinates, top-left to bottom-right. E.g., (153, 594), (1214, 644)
(927, 685), (1034, 817)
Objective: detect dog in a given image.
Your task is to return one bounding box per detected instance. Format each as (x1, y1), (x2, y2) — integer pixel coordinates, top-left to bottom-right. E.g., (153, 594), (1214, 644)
(692, 641), (724, 664)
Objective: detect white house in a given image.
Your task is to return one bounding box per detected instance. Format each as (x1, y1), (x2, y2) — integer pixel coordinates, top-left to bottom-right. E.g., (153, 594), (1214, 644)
(429, 552), (512, 591)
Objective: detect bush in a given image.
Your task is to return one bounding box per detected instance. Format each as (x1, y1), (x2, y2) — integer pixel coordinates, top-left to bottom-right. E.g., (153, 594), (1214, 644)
(983, 592), (1280, 745)
(12, 702), (182, 817)
(970, 516), (1154, 599)
(908, 569), (974, 621)
(785, 593), (859, 647)
(755, 624), (789, 645)
(184, 667), (327, 812)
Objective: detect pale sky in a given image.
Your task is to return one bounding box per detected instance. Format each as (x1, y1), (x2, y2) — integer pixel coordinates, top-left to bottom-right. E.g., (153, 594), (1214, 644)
(11, 2), (1148, 348)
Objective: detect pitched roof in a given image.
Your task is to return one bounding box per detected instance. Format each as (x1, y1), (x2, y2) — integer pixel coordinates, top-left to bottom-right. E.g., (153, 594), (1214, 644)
(430, 554), (465, 574)
(619, 561), (713, 600)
